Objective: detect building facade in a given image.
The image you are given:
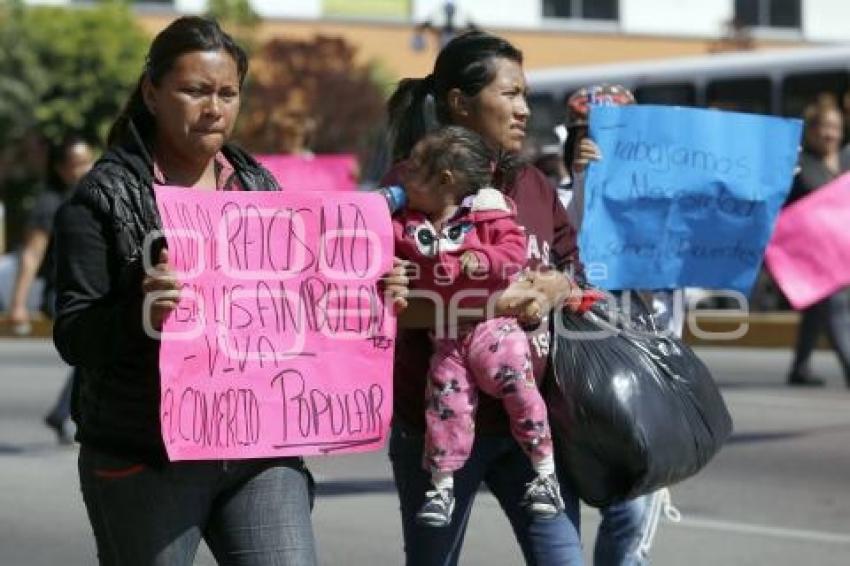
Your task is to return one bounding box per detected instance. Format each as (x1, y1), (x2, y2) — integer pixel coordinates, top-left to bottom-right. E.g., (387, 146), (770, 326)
(40, 1), (849, 42)
(26, 1), (848, 77)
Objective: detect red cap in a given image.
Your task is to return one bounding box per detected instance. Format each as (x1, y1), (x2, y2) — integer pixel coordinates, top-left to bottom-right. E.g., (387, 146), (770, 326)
(566, 84), (635, 128)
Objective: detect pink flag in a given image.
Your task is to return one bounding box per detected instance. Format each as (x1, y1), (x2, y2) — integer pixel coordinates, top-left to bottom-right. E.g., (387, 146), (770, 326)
(153, 187), (395, 461)
(257, 154), (358, 191)
(764, 172), (850, 310)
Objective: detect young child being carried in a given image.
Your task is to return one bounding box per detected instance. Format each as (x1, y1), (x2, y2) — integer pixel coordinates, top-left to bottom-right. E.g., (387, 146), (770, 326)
(393, 126), (564, 528)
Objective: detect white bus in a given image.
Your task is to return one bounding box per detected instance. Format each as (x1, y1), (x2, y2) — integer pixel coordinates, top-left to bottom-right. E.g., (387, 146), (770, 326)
(525, 44), (850, 139)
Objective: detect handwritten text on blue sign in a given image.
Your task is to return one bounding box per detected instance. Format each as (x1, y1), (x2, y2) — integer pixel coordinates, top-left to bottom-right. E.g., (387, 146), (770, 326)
(580, 105), (801, 292)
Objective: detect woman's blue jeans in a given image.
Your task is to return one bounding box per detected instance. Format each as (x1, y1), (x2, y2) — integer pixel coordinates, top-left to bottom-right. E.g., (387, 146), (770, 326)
(596, 495), (651, 566)
(78, 445), (317, 566)
(389, 424), (584, 566)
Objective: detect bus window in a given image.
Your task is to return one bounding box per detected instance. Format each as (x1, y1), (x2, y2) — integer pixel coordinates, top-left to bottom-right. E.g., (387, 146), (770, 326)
(706, 77), (771, 114)
(781, 71), (849, 117)
(528, 92), (559, 139)
(634, 83), (696, 106)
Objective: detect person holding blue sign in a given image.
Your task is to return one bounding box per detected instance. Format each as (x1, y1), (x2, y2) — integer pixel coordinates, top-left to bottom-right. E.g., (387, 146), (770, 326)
(560, 84), (679, 566)
(564, 82), (801, 563)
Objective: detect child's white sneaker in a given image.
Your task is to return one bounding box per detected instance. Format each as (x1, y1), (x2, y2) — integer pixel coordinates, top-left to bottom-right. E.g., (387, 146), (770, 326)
(416, 487), (455, 527)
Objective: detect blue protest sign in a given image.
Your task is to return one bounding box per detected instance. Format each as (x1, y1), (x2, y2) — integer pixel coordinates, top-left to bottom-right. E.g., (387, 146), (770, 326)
(580, 105), (801, 292)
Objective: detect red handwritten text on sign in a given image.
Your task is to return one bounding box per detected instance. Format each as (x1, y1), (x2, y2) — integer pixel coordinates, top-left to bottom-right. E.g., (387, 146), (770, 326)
(154, 187), (395, 461)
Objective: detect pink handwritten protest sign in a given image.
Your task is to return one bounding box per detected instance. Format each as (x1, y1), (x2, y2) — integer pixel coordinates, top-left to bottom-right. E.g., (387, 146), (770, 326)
(765, 172), (850, 310)
(257, 154), (358, 192)
(153, 187), (395, 461)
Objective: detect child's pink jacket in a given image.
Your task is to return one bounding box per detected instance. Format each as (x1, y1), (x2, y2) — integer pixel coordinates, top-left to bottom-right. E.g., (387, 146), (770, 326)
(393, 188), (527, 308)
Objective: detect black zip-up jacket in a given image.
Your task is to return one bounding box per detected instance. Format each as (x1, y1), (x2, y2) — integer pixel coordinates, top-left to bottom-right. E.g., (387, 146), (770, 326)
(52, 138), (279, 464)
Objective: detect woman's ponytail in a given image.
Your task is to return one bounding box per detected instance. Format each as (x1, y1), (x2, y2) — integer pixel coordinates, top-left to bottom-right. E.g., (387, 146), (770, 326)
(107, 75), (154, 148)
(387, 75), (439, 162)
(386, 31), (523, 168)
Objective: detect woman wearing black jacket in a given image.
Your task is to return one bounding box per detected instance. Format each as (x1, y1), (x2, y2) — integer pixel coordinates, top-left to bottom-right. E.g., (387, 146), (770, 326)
(52, 17), (316, 565)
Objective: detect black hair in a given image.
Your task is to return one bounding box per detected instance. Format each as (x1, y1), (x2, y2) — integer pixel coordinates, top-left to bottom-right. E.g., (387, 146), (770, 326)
(562, 125), (586, 172)
(107, 16), (248, 148)
(413, 126), (494, 198)
(387, 30), (523, 165)
(46, 133), (91, 192)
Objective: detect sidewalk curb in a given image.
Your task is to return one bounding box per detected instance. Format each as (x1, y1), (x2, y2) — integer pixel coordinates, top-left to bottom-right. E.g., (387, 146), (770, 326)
(0, 318), (53, 339)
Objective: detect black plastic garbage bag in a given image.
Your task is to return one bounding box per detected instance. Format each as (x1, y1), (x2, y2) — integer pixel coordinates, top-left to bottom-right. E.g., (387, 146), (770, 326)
(546, 300), (733, 508)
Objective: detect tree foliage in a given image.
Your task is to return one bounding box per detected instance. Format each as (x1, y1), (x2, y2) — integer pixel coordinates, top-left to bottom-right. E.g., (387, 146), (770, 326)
(0, 0), (149, 246)
(237, 35), (387, 169)
(207, 0), (259, 28)
(0, 0), (148, 146)
(206, 0), (259, 53)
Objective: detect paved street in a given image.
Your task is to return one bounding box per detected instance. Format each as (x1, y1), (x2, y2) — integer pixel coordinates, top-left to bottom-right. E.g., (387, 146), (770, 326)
(1, 339), (849, 565)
